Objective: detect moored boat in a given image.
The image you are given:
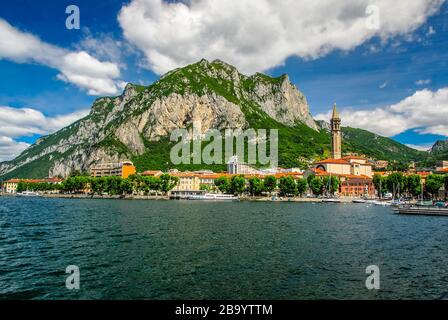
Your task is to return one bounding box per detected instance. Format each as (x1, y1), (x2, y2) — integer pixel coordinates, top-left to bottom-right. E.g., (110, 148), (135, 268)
(322, 198), (341, 203)
(16, 191), (42, 197)
(187, 193), (239, 201)
(373, 200), (392, 206)
(394, 205), (448, 216)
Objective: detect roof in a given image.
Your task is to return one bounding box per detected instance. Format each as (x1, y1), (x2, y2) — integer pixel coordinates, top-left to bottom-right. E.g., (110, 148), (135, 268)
(6, 178), (63, 183)
(274, 172), (303, 179)
(332, 103), (340, 119)
(436, 168), (448, 173)
(342, 156), (367, 160)
(310, 168), (370, 180)
(141, 170), (163, 176)
(315, 158), (350, 165)
(341, 177), (373, 183)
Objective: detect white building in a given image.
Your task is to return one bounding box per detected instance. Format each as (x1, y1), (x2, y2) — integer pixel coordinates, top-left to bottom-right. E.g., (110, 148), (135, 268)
(227, 156), (261, 175)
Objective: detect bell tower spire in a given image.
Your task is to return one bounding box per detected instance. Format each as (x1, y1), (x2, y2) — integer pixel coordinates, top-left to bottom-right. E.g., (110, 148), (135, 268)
(330, 103), (342, 159)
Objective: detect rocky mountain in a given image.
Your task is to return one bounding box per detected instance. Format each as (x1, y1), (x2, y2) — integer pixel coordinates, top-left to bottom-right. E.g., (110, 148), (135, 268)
(431, 140), (448, 153)
(430, 140), (448, 160)
(0, 59), (425, 179)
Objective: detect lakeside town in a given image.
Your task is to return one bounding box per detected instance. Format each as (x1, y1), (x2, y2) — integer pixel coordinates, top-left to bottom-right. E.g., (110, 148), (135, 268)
(1, 106), (448, 203)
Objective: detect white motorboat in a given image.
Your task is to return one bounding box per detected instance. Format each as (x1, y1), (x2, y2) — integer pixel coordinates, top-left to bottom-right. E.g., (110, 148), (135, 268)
(16, 191), (42, 197)
(352, 199), (367, 204)
(373, 200), (392, 206)
(187, 193), (239, 201)
(322, 198), (341, 203)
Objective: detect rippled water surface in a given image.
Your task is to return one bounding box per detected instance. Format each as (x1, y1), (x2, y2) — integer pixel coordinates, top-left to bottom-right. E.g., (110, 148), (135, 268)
(0, 197), (447, 300)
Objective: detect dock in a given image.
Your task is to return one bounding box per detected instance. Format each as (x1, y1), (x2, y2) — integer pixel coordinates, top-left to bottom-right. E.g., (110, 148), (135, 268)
(394, 206), (448, 217)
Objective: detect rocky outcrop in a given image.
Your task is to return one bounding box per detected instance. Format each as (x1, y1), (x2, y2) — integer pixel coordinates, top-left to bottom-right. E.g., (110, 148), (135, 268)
(431, 140), (448, 154)
(245, 74), (318, 130)
(144, 93), (247, 140)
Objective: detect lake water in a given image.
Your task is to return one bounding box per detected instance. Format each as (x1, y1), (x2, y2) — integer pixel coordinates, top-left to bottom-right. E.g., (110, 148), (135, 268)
(0, 197), (447, 300)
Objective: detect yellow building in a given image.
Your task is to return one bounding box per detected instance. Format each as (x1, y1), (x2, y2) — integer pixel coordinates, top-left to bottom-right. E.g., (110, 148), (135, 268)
(171, 172), (201, 191)
(90, 160), (136, 178)
(315, 157), (373, 178)
(3, 178), (63, 194)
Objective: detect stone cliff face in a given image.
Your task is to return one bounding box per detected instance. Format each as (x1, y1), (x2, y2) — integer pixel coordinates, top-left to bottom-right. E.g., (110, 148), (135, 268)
(431, 140), (448, 154)
(0, 59), (319, 178)
(245, 73), (317, 130)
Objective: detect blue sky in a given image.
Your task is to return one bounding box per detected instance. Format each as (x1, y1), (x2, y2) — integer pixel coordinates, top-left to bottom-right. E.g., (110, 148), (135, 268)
(0, 0), (447, 161)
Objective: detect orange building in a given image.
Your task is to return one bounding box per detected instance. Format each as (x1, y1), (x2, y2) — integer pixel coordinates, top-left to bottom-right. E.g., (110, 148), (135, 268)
(90, 160), (136, 179)
(340, 178), (375, 197)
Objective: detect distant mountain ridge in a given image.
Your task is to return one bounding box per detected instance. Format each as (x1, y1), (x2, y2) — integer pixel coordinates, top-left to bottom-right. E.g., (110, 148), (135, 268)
(0, 59), (426, 179)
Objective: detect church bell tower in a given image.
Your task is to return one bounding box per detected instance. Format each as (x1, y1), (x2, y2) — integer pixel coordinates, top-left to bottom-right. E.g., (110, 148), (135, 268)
(330, 103), (342, 159)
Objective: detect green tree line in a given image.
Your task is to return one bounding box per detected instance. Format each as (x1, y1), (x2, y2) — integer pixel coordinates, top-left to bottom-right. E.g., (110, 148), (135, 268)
(373, 173), (448, 199)
(17, 174), (179, 196)
(214, 175), (311, 197)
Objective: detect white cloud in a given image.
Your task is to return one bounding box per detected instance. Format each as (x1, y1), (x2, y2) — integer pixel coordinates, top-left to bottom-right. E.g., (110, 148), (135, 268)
(0, 106), (89, 138)
(415, 79), (431, 86)
(0, 106), (89, 161)
(315, 88), (448, 137)
(0, 136), (30, 162)
(118, 0), (445, 75)
(0, 19), (124, 96)
(379, 81), (388, 89)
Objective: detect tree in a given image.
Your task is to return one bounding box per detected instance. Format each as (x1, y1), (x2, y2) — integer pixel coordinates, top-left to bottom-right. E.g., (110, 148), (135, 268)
(425, 174), (444, 199)
(386, 172), (405, 198)
(307, 174), (316, 185)
(144, 176), (161, 195)
(215, 177), (231, 194)
(230, 175), (246, 195)
(91, 177), (106, 195)
(62, 176), (90, 193)
(386, 161), (409, 172)
(159, 174), (179, 195)
(278, 176), (297, 197)
(263, 175), (277, 195)
(309, 177), (324, 196)
(296, 178), (308, 196)
(128, 174), (143, 193)
(104, 176), (123, 195)
(405, 174), (422, 198)
(248, 177), (264, 196)
(373, 174), (387, 197)
(444, 175), (448, 198)
(120, 179), (134, 195)
(322, 176), (339, 194)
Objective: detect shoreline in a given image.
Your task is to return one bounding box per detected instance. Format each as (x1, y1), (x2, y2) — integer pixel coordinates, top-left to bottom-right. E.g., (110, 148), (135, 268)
(0, 192), (371, 203)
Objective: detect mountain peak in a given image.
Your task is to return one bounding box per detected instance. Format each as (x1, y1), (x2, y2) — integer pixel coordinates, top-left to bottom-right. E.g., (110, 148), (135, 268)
(431, 139), (448, 153)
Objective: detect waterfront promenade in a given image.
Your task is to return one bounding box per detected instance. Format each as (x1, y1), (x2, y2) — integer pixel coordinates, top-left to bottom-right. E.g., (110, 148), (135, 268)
(1, 192), (365, 203)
